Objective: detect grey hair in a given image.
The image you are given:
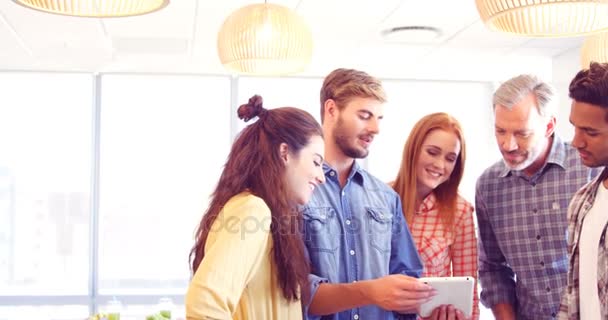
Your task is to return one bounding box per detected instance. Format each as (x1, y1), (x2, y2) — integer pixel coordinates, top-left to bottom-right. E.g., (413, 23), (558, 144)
(493, 74), (556, 117)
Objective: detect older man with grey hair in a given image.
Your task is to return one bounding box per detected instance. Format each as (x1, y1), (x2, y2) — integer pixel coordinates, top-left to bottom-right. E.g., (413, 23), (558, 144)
(475, 74), (599, 320)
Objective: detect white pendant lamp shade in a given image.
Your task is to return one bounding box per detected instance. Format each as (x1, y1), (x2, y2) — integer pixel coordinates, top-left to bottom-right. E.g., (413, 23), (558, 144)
(581, 32), (608, 68)
(475, 0), (608, 37)
(217, 3), (313, 76)
(13, 0), (169, 17)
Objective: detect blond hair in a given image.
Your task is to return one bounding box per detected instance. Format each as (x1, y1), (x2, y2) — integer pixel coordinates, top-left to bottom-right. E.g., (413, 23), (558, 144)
(319, 68), (386, 123)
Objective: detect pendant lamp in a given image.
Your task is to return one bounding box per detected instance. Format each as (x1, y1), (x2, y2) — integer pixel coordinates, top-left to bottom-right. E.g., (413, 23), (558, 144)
(13, 0), (169, 18)
(217, 2), (313, 75)
(581, 32), (608, 68)
(475, 0), (608, 37)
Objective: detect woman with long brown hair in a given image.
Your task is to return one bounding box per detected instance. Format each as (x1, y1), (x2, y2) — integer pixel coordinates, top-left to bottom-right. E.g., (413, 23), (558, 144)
(186, 95), (325, 320)
(392, 112), (479, 320)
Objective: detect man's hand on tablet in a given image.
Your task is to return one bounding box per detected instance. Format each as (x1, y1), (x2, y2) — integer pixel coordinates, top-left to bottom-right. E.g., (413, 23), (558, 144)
(364, 274), (436, 314)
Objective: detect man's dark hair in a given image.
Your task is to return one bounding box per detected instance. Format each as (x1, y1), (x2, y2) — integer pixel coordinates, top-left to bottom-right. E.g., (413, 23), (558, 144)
(569, 62), (608, 122)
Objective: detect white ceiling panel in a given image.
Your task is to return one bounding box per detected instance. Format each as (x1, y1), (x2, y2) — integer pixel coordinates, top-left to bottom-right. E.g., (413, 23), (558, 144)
(382, 0), (479, 30)
(297, 0), (402, 43)
(0, 1), (105, 51)
(0, 10), (32, 60)
(297, 0), (402, 22)
(522, 37), (584, 49)
(335, 43), (427, 68)
(0, 0), (579, 79)
(510, 46), (581, 58)
(397, 0), (480, 18)
(446, 21), (529, 49)
(102, 0), (197, 38)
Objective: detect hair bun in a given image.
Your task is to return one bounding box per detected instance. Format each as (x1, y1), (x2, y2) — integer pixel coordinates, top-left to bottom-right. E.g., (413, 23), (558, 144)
(238, 94), (267, 122)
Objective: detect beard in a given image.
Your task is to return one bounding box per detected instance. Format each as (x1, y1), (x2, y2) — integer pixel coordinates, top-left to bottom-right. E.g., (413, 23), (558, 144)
(502, 141), (545, 172)
(332, 117), (370, 159)
(502, 152), (532, 171)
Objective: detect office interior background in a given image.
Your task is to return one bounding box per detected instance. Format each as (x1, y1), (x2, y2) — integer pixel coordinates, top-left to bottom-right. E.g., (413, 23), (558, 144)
(0, 0), (595, 319)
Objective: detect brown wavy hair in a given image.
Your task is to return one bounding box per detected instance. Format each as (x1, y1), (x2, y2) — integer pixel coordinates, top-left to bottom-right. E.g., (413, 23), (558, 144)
(569, 62), (608, 120)
(392, 112), (466, 229)
(189, 95), (322, 302)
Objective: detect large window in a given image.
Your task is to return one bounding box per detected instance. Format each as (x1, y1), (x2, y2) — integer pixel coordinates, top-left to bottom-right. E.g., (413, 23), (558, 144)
(0, 73), (93, 297)
(0, 73), (231, 319)
(0, 73), (92, 320)
(368, 80), (498, 201)
(237, 76), (323, 132)
(98, 75), (230, 295)
(0, 72), (500, 319)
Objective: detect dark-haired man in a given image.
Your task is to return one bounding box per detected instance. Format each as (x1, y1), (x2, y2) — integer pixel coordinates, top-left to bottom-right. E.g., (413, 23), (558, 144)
(558, 62), (608, 319)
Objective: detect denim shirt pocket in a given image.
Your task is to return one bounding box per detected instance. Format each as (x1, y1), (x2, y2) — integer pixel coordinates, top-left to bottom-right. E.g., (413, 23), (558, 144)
(302, 207), (340, 253)
(366, 207), (393, 254)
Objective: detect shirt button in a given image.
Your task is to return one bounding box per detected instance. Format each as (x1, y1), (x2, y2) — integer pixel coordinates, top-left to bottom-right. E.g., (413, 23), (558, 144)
(352, 280), (357, 283)
(552, 312), (556, 317)
(531, 182), (537, 187)
(329, 171), (335, 176)
(540, 261), (545, 267)
(546, 287), (551, 292)
(349, 250), (355, 256)
(536, 235), (541, 240)
(341, 191), (345, 197)
(353, 315), (359, 320)
(345, 219), (351, 225)
(533, 208), (538, 213)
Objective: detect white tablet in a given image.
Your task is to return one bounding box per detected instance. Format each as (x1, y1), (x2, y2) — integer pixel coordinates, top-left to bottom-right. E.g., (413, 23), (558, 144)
(418, 276), (475, 318)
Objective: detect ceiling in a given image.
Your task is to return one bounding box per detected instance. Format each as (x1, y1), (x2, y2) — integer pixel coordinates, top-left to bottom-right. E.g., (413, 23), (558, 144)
(0, 0), (586, 79)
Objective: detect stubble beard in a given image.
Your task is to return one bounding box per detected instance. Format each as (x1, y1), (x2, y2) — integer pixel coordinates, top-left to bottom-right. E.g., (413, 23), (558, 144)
(333, 119), (369, 159)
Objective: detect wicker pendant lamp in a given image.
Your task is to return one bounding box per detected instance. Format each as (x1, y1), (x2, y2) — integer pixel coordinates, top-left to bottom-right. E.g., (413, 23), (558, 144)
(217, 2), (313, 76)
(13, 0), (168, 17)
(475, 0), (608, 37)
(581, 32), (608, 68)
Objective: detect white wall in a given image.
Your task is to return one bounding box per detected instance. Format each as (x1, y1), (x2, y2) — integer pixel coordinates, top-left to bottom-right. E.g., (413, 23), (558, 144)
(311, 51), (554, 83)
(232, 75), (501, 203)
(101, 51), (555, 85)
(368, 80), (497, 203)
(552, 47), (581, 142)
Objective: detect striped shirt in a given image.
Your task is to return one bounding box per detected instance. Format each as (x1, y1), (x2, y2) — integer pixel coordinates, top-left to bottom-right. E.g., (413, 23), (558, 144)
(410, 193), (479, 320)
(475, 135), (599, 319)
(186, 192), (304, 320)
(558, 168), (608, 320)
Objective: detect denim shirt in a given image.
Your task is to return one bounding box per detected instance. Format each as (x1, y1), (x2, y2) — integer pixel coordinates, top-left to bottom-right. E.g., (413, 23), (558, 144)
(303, 161), (424, 320)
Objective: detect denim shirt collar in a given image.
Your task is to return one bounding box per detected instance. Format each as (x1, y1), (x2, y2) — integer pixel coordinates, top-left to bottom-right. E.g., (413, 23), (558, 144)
(323, 161), (365, 186)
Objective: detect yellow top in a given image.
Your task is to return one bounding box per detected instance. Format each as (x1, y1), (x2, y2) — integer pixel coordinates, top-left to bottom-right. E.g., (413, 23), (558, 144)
(186, 192), (303, 320)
